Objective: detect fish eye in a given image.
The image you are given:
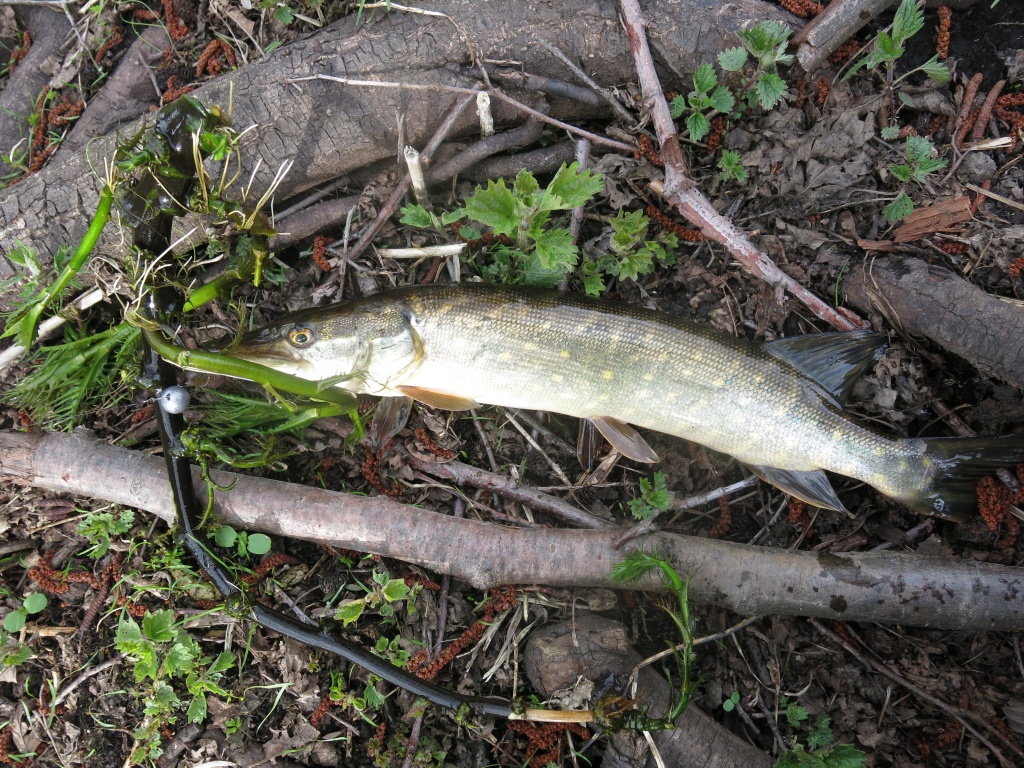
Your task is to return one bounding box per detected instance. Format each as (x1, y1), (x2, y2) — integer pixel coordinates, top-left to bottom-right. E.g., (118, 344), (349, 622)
(287, 323), (315, 348)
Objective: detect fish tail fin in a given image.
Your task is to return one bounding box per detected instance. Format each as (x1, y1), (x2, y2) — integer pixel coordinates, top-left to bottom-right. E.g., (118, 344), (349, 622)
(895, 435), (1024, 521)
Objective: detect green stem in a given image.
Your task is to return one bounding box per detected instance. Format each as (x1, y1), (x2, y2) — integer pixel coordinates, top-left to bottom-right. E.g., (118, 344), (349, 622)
(17, 185), (115, 348)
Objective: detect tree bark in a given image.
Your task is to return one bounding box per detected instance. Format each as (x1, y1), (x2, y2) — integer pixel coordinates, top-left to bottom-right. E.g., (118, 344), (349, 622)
(0, 0), (794, 307)
(842, 256), (1024, 389)
(3, 429), (1022, 630)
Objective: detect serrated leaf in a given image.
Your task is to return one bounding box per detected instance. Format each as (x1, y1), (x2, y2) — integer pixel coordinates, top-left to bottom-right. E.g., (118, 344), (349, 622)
(718, 46), (747, 72)
(531, 227), (577, 272)
(889, 163), (913, 182)
(382, 579), (411, 603)
(143, 609), (176, 643)
(913, 156), (946, 179)
(187, 694), (207, 723)
(786, 701), (810, 727)
(542, 162), (603, 211)
(440, 209), (467, 226)
(884, 192), (914, 222)
(807, 714), (834, 750)
(920, 56), (950, 83)
(756, 73), (787, 110)
(209, 650), (235, 675)
(399, 204), (434, 228)
(687, 111), (710, 142)
(880, 125), (901, 140)
(464, 179), (518, 237)
(335, 598), (366, 627)
(891, 0), (923, 44)
(822, 743), (867, 768)
(693, 62), (717, 94)
(164, 641), (196, 677)
(364, 681), (386, 709)
(512, 168), (540, 201)
(458, 225), (482, 241)
(582, 271), (605, 296)
(669, 94), (687, 119)
(710, 86), (735, 113)
(115, 616), (143, 645)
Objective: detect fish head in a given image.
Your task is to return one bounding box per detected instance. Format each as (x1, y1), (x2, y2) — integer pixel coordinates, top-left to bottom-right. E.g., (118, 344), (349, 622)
(226, 301), (421, 395)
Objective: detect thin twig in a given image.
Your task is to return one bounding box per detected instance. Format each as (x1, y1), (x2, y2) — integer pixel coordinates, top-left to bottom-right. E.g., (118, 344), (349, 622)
(538, 39), (636, 126)
(53, 653), (125, 707)
(808, 618), (1019, 766)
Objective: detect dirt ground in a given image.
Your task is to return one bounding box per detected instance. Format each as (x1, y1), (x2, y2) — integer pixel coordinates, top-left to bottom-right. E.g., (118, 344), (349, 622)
(0, 0), (1023, 766)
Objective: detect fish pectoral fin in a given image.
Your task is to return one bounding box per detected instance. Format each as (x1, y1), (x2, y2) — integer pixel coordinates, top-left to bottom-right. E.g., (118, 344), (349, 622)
(368, 395), (414, 451)
(591, 417), (659, 463)
(765, 330), (887, 406)
(747, 465), (851, 516)
(397, 386), (480, 411)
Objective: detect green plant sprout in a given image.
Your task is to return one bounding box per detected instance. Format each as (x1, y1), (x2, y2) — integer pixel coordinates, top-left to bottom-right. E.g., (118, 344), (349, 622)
(844, 0), (949, 89)
(78, 507), (135, 558)
(775, 700), (866, 768)
(718, 150), (748, 184)
(213, 526), (272, 558)
(670, 20), (794, 140)
(580, 209), (678, 295)
(334, 568), (416, 627)
(627, 471), (674, 520)
(3, 593), (48, 633)
(609, 551), (698, 723)
(882, 134), (946, 222)
(722, 690), (741, 712)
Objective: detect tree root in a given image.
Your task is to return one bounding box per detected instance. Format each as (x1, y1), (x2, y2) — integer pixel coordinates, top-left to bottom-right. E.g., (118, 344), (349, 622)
(2, 428), (1022, 630)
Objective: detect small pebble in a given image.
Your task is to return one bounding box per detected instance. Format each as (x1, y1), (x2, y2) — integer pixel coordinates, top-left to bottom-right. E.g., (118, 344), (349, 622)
(158, 386), (190, 414)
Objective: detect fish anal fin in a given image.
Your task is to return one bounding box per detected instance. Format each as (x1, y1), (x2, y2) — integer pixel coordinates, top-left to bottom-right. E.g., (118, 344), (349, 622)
(592, 416), (659, 463)
(397, 386), (479, 411)
(748, 464), (851, 516)
(765, 330), (886, 406)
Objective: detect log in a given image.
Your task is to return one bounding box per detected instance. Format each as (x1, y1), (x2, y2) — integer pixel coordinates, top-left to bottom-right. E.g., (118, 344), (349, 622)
(2, 428), (1022, 630)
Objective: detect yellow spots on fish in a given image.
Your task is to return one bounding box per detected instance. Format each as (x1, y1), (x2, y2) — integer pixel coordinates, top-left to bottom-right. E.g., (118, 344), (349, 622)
(601, 370), (615, 381)
(666, 392), (677, 402)
(713, 377), (726, 387)
(642, 372), (654, 382)
(552, 373), (565, 384)
(524, 342), (537, 351)
(559, 349), (571, 360)
(497, 351), (513, 362)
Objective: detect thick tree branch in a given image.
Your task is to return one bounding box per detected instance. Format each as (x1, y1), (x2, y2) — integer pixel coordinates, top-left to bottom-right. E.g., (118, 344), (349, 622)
(2, 429), (1022, 630)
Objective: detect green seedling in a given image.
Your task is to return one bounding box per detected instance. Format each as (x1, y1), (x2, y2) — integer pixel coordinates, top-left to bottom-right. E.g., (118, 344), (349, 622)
(334, 568), (416, 627)
(718, 150), (748, 184)
(722, 690), (741, 712)
(213, 526), (272, 558)
(3, 593), (48, 633)
(78, 507), (135, 558)
(627, 471), (674, 521)
(882, 135), (946, 222)
(610, 551), (698, 723)
(775, 698), (866, 768)
(580, 209), (677, 296)
(843, 0), (949, 88)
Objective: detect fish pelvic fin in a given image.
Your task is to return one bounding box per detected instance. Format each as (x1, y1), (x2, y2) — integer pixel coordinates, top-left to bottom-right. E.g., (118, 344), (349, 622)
(748, 465), (851, 515)
(892, 435), (1024, 521)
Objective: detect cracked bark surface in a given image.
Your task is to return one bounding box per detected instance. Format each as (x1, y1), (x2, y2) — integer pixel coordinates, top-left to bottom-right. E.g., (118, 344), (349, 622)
(842, 256), (1024, 389)
(0, 0), (793, 309)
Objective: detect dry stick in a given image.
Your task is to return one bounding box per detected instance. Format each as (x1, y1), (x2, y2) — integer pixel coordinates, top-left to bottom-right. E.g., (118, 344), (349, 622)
(7, 430), (1024, 630)
(808, 618), (1020, 766)
(616, 0), (869, 333)
(791, 0), (897, 73)
(537, 40), (636, 126)
(405, 452), (613, 530)
(425, 118), (544, 184)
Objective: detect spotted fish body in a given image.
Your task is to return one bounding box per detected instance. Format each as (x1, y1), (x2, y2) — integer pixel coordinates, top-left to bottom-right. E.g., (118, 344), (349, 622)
(228, 283), (1024, 519)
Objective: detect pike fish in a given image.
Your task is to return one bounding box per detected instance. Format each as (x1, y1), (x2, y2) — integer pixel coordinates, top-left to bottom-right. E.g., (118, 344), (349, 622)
(226, 283), (1024, 520)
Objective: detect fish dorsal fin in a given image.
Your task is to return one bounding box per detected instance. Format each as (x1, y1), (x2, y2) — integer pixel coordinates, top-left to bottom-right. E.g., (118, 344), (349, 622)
(591, 416), (659, 463)
(765, 330), (886, 406)
(747, 465), (852, 516)
(397, 386), (480, 411)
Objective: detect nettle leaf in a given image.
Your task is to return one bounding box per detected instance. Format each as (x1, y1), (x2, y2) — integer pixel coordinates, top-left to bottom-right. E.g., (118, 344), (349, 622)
(164, 641), (196, 677)
(512, 168), (541, 201)
(543, 162), (603, 211)
(891, 0), (924, 44)
(669, 94), (687, 119)
(880, 125), (901, 140)
(905, 134), (937, 164)
(710, 86), (735, 114)
(890, 163), (913, 183)
(399, 204), (434, 228)
(692, 62), (717, 94)
(531, 227), (577, 272)
(609, 209), (649, 253)
(920, 56), (950, 83)
(718, 46), (747, 72)
(756, 73), (787, 110)
(884, 192), (915, 222)
(143, 609), (176, 643)
(823, 743), (867, 768)
(582, 269), (605, 297)
(382, 579), (411, 603)
(187, 694), (208, 724)
(913, 156), (946, 179)
(687, 111), (711, 141)
(464, 179), (518, 237)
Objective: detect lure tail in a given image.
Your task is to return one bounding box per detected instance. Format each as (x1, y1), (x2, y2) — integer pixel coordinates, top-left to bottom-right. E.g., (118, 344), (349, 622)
(894, 435), (1024, 521)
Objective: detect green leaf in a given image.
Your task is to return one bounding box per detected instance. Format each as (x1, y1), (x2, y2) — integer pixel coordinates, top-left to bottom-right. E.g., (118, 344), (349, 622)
(710, 86), (735, 114)
(891, 0), (924, 45)
(920, 56), (950, 83)
(22, 593), (47, 614)
(880, 125), (900, 140)
(775, 744), (820, 768)
(609, 209), (649, 254)
(440, 209), (467, 226)
(399, 204), (434, 228)
(582, 271), (605, 296)
(382, 579), (411, 603)
(273, 4), (295, 25)
(807, 714), (834, 750)
(718, 46), (747, 72)
(115, 616), (143, 645)
(786, 700), (810, 727)
(718, 150), (748, 183)
(692, 62), (717, 94)
(669, 94), (687, 119)
(187, 694), (208, 723)
(143, 609), (176, 643)
(643, 472), (673, 511)
(164, 641), (196, 677)
(464, 178), (518, 237)
(458, 225), (482, 241)
(208, 650), (235, 675)
(335, 598), (366, 627)
(363, 680), (386, 709)
(755, 73), (787, 110)
(246, 533), (272, 555)
(531, 227), (577, 272)
(821, 743), (867, 768)
(3, 610), (26, 633)
(889, 163), (913, 183)
(687, 111), (711, 142)
(542, 162), (603, 211)
(512, 168), (541, 201)
(215, 526), (237, 548)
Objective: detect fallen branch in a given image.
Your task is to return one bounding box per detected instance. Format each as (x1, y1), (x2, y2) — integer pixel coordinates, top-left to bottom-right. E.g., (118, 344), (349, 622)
(3, 429), (1022, 630)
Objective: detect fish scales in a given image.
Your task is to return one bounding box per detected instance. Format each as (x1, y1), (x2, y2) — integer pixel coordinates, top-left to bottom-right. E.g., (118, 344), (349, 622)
(225, 283), (1024, 520)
